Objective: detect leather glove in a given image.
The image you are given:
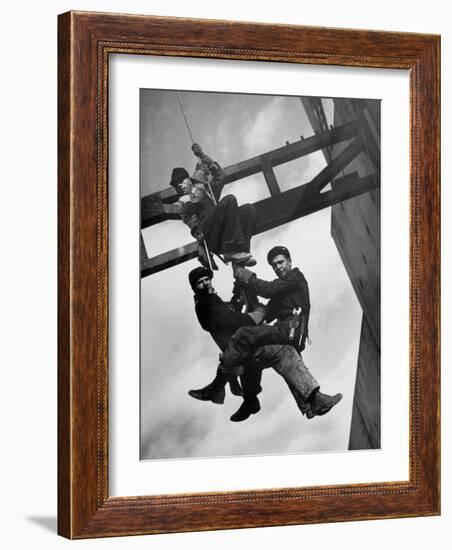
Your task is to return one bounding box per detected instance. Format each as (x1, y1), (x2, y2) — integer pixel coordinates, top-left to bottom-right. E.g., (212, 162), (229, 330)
(191, 224), (204, 243)
(191, 143), (203, 156)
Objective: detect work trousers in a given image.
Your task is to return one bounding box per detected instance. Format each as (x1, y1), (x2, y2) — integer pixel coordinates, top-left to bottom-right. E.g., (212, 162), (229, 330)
(240, 368), (262, 399)
(211, 333), (263, 400)
(200, 195), (256, 255)
(211, 369), (262, 400)
(222, 323), (294, 368)
(249, 345), (319, 415)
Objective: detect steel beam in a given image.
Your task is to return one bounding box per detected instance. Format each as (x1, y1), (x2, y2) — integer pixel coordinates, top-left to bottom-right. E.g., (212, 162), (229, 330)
(300, 97), (333, 163)
(262, 159), (281, 196)
(142, 172), (378, 277)
(141, 242), (198, 277)
(141, 194), (180, 226)
(221, 120), (359, 182)
(140, 234), (148, 265)
(307, 138), (364, 194)
(356, 106), (381, 172)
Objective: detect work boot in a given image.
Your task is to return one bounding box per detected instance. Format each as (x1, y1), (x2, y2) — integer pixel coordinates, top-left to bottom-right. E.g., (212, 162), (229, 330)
(230, 397), (261, 422)
(228, 376), (243, 397)
(306, 390), (342, 419)
(223, 252), (257, 267)
(188, 382), (225, 405)
(238, 256), (257, 267)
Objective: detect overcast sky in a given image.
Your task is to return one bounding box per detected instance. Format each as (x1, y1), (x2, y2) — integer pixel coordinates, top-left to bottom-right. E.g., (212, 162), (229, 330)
(140, 89), (362, 460)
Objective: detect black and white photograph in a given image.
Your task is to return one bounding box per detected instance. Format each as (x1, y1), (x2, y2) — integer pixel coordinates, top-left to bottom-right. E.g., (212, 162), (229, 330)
(140, 89), (381, 461)
(3, 0), (447, 546)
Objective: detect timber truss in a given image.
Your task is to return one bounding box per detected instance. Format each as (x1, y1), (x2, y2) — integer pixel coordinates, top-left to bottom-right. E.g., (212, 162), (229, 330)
(141, 117), (380, 278)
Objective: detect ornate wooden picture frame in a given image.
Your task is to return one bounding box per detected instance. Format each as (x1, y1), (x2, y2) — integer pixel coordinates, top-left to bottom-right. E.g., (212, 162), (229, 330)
(58, 11), (440, 539)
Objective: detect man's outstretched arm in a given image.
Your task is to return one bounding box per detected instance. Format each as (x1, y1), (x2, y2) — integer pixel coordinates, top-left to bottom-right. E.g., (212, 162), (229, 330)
(233, 266), (300, 299)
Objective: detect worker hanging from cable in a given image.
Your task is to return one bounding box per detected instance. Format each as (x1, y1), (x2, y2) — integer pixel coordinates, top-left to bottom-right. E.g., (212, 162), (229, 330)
(169, 93), (257, 269)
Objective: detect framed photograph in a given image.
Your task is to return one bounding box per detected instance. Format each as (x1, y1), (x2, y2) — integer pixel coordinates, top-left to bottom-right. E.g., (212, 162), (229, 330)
(58, 11), (440, 538)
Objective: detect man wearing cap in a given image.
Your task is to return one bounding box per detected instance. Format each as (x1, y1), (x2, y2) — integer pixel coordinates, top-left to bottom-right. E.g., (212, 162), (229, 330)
(188, 266), (341, 421)
(170, 144), (257, 267)
(218, 245), (343, 417)
(187, 266), (264, 421)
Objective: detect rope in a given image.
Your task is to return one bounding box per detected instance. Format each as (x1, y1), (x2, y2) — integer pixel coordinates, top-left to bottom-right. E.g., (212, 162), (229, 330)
(206, 180), (218, 206)
(175, 92), (219, 207)
(175, 92), (195, 145)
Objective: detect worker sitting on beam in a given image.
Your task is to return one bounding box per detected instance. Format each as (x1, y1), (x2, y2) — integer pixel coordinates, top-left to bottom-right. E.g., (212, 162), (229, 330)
(169, 143), (257, 268)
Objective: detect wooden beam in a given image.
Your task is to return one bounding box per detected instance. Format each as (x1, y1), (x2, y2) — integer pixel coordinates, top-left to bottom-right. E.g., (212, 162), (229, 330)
(141, 172), (378, 277)
(141, 120), (360, 228)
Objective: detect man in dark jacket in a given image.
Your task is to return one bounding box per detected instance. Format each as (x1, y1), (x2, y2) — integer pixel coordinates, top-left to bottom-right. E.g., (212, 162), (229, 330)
(187, 266), (264, 421)
(221, 245), (342, 417)
(223, 246), (311, 364)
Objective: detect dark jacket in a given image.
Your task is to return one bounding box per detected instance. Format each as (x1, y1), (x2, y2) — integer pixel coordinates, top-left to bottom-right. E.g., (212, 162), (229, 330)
(247, 267), (310, 337)
(194, 292), (254, 351)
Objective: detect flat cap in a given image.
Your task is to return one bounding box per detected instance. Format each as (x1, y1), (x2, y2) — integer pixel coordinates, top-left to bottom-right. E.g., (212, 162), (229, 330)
(267, 246), (291, 265)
